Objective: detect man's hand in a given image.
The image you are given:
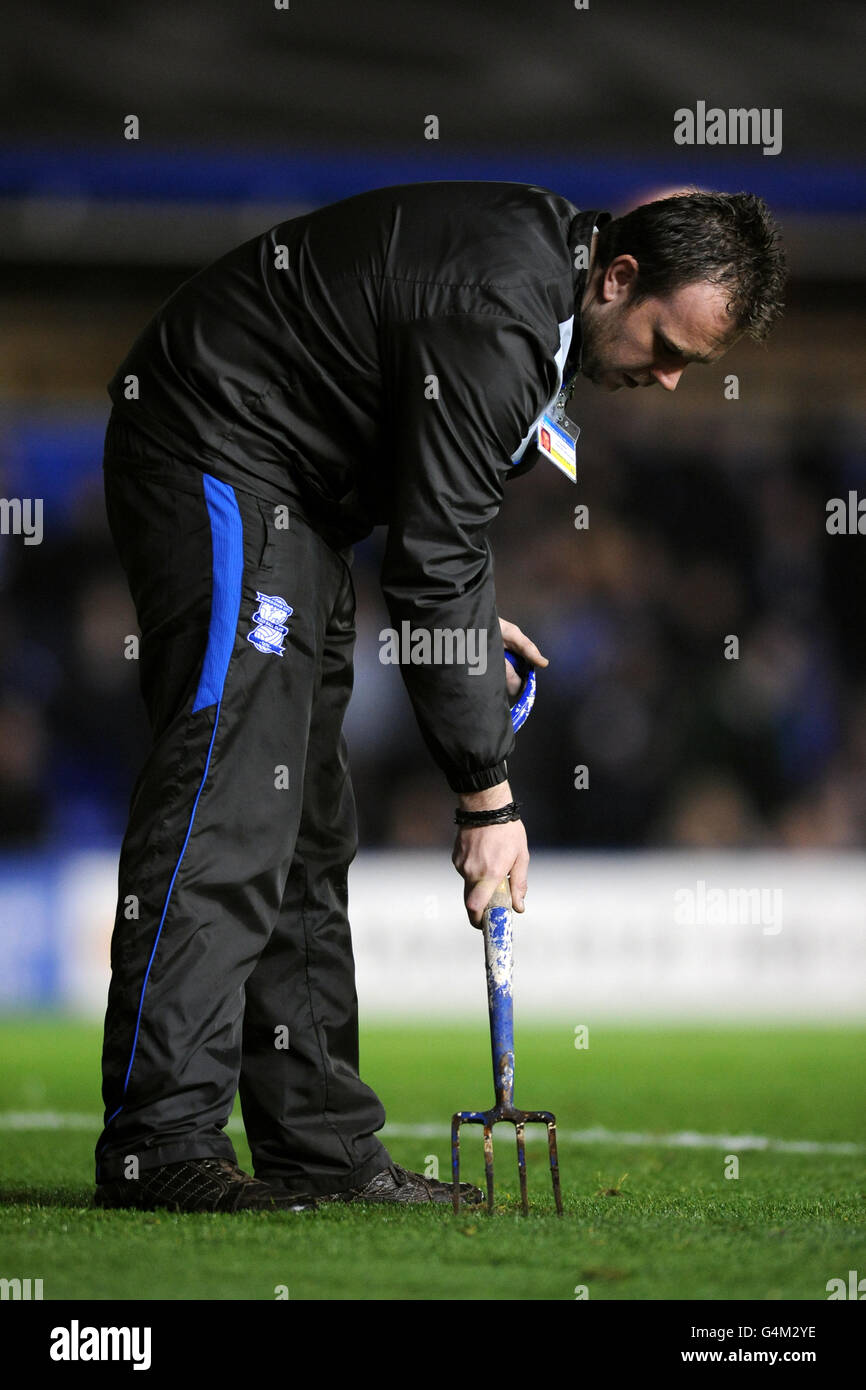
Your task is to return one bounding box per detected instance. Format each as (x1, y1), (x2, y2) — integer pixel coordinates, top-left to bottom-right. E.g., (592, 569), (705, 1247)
(499, 617), (548, 697)
(451, 623), (544, 926)
(452, 779), (529, 926)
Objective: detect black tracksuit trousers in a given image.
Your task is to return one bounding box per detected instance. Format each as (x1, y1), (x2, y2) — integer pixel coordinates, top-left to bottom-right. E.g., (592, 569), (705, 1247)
(95, 450), (391, 1196)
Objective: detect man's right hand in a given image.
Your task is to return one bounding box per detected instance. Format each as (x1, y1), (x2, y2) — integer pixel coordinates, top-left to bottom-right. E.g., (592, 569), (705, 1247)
(451, 780), (529, 927)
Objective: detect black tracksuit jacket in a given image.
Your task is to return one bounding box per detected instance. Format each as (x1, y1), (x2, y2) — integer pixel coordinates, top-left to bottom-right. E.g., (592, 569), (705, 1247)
(106, 181), (610, 793)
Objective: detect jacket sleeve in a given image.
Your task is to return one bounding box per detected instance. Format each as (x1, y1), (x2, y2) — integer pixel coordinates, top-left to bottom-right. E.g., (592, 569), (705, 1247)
(378, 311), (556, 794)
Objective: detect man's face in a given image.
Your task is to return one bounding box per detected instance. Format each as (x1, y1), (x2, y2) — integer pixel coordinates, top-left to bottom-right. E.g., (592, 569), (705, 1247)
(579, 255), (738, 391)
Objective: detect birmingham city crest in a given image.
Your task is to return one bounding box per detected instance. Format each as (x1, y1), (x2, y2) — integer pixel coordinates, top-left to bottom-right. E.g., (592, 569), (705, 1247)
(247, 592), (293, 656)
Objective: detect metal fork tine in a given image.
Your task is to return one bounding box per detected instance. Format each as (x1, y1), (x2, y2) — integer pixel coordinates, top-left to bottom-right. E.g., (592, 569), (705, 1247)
(482, 1125), (495, 1213)
(451, 1117), (461, 1214)
(515, 1122), (528, 1216)
(547, 1121), (563, 1216)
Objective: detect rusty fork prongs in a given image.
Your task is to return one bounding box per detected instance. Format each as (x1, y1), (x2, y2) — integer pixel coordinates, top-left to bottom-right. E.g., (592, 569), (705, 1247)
(451, 880), (563, 1216)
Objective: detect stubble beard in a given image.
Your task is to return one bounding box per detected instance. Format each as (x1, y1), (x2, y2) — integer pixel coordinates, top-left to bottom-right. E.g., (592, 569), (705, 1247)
(579, 303), (614, 385)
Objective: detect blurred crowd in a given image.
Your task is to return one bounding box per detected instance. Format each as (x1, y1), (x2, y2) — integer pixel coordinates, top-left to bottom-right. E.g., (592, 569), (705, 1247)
(2, 392), (863, 853)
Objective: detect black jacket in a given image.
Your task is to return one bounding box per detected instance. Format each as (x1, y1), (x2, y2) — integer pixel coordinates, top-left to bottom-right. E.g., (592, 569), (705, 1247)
(106, 181), (610, 793)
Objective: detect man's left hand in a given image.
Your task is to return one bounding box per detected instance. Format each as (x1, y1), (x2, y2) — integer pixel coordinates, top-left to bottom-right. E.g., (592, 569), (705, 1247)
(499, 616), (549, 697)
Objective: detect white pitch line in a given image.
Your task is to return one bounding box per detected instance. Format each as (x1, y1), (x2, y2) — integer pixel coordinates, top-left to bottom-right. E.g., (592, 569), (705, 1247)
(382, 1123), (865, 1156)
(0, 1113), (862, 1156)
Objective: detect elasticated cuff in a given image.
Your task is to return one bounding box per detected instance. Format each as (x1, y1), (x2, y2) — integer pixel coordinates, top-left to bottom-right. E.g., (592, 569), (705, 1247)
(446, 759), (510, 795)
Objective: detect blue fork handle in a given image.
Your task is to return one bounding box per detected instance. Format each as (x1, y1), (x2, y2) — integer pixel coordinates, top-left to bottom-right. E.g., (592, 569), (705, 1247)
(505, 650), (537, 732)
(481, 878), (516, 1111)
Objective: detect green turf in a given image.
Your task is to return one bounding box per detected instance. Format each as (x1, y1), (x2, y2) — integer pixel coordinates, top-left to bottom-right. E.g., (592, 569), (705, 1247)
(1, 1020), (864, 1300)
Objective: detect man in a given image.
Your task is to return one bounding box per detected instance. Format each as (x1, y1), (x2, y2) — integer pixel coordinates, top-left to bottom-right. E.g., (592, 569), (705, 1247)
(94, 181), (785, 1212)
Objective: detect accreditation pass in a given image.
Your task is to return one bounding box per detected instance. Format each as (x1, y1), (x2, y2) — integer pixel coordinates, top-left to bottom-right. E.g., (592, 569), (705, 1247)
(536, 411), (579, 482)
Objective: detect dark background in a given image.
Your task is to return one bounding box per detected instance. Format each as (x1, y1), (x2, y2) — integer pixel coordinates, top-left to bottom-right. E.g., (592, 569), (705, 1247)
(1, 0), (864, 852)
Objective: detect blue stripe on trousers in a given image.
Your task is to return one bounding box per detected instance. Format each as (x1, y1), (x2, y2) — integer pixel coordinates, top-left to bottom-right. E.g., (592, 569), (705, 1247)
(105, 474), (244, 1125)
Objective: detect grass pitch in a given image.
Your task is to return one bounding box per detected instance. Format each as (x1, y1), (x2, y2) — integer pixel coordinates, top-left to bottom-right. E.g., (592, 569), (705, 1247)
(0, 1020), (863, 1301)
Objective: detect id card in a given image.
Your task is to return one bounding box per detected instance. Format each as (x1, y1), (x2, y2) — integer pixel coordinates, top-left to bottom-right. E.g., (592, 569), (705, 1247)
(536, 412), (579, 482)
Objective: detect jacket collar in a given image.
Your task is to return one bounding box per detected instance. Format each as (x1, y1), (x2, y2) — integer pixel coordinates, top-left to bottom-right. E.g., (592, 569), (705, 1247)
(504, 206), (611, 484)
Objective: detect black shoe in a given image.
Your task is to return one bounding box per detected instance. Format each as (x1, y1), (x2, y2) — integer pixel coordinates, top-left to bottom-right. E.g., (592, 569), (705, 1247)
(318, 1161), (483, 1206)
(94, 1158), (317, 1213)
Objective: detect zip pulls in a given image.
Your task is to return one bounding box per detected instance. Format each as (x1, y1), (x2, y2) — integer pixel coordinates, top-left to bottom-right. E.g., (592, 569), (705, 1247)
(553, 363), (579, 426)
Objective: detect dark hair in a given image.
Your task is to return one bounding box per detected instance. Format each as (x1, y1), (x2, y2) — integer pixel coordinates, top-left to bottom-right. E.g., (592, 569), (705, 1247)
(594, 191), (787, 342)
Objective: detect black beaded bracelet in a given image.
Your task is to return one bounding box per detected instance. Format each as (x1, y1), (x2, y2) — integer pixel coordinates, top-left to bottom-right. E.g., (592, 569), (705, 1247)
(454, 800), (522, 827)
